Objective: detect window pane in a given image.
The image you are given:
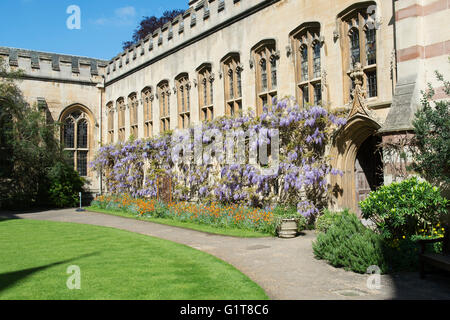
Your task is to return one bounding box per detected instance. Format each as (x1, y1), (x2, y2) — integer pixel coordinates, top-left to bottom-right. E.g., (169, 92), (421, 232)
(261, 59), (267, 91)
(77, 119), (88, 148)
(314, 83), (322, 105)
(77, 151), (88, 177)
(203, 79), (207, 106)
(64, 119), (74, 148)
(301, 46), (308, 81)
(210, 80), (214, 105)
(181, 88), (185, 112)
(366, 29), (376, 65)
(367, 71), (377, 97)
(229, 71), (234, 99)
(237, 71), (242, 98)
(186, 89), (190, 111)
(350, 30), (360, 66)
(302, 86), (309, 107)
(313, 43), (321, 79)
(271, 58), (277, 89)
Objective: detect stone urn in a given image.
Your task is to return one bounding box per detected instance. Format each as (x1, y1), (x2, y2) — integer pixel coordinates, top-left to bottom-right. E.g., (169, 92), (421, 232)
(277, 218), (298, 238)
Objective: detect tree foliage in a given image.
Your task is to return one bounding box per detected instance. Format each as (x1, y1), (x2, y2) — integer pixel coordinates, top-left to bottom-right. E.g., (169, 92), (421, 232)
(0, 58), (84, 208)
(123, 9), (185, 50)
(412, 68), (450, 189)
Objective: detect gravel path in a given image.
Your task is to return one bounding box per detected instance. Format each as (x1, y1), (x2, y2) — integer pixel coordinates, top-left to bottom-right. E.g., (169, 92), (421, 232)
(2, 208), (450, 300)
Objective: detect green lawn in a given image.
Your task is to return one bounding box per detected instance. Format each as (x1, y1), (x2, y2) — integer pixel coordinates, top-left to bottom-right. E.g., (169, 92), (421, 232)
(87, 206), (272, 238)
(0, 219), (268, 300)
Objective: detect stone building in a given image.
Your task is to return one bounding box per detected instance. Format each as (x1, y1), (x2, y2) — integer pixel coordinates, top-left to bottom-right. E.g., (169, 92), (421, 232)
(1, 0), (449, 213)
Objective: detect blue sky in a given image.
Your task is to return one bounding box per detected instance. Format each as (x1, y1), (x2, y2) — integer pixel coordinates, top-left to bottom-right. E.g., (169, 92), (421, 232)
(0, 0), (188, 60)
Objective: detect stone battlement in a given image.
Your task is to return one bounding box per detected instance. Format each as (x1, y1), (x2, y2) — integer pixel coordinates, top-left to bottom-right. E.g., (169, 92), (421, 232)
(105, 0), (269, 84)
(0, 46), (108, 85)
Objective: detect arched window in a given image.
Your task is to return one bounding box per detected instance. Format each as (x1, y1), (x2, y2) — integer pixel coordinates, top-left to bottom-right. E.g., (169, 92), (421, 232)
(252, 39), (278, 115)
(197, 63), (214, 122)
(176, 73), (191, 129)
(62, 109), (90, 177)
(158, 81), (170, 133)
(117, 98), (125, 142)
(290, 23), (322, 107)
(142, 87), (153, 138)
(339, 3), (378, 101)
(221, 53), (242, 117)
(106, 102), (114, 143)
(128, 93), (138, 138)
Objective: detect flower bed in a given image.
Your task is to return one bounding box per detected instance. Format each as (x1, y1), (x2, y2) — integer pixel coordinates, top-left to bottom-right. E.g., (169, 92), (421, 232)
(91, 194), (277, 235)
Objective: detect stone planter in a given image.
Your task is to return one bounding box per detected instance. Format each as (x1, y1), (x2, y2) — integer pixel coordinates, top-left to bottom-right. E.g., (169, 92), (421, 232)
(277, 218), (298, 238)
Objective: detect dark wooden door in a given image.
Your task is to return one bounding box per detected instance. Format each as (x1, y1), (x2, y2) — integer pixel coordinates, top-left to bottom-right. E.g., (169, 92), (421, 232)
(355, 157), (371, 215)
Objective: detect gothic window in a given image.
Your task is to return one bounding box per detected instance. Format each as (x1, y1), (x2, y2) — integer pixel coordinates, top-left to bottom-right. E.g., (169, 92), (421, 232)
(291, 23), (322, 107)
(62, 109), (90, 177)
(340, 4), (378, 102)
(252, 40), (278, 115)
(142, 87), (153, 138)
(128, 93), (138, 138)
(176, 73), (191, 129)
(158, 81), (170, 133)
(222, 53), (242, 117)
(117, 98), (126, 142)
(106, 102), (114, 143)
(197, 63), (214, 122)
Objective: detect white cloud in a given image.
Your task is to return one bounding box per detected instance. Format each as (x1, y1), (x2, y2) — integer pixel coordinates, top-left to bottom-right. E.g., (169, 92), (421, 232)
(115, 6), (136, 19)
(92, 6), (137, 26)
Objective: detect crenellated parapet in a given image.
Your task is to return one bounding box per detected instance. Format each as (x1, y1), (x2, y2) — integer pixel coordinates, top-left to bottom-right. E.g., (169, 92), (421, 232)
(105, 0), (269, 84)
(0, 46), (108, 85)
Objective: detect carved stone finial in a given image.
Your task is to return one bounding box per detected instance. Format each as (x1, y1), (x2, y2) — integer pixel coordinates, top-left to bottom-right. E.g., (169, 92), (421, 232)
(249, 58), (254, 69)
(333, 30), (340, 42)
(286, 45), (292, 58)
(348, 63), (371, 119)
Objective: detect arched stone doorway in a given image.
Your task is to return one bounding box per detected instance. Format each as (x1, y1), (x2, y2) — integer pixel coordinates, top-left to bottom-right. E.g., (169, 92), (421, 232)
(329, 115), (382, 214)
(354, 134), (384, 214)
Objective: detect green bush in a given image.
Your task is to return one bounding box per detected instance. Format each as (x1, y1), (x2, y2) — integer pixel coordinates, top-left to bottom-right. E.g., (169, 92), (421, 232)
(315, 209), (350, 233)
(359, 177), (449, 239)
(312, 211), (388, 274)
(47, 161), (85, 208)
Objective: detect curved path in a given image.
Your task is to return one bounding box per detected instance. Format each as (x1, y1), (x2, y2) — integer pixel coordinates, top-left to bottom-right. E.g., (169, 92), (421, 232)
(2, 208), (450, 300)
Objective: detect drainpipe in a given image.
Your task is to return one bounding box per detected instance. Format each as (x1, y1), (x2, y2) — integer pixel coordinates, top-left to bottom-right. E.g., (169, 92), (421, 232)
(96, 76), (105, 195)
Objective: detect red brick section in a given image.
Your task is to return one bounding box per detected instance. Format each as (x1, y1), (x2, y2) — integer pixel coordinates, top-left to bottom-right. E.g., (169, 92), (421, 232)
(395, 0), (449, 21)
(397, 41), (450, 62)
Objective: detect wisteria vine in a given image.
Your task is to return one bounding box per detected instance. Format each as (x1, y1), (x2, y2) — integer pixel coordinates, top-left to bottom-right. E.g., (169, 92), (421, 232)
(91, 97), (346, 218)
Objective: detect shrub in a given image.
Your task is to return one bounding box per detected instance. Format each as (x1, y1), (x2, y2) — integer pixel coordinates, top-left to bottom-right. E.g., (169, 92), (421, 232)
(313, 211), (388, 274)
(359, 177), (449, 239)
(315, 208), (350, 233)
(47, 161), (85, 208)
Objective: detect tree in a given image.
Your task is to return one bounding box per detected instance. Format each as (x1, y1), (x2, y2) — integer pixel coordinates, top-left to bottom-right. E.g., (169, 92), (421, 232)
(412, 67), (450, 190)
(123, 10), (185, 50)
(0, 58), (84, 209)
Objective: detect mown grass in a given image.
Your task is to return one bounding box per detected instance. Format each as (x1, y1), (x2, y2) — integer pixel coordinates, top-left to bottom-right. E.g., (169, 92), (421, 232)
(0, 219), (268, 300)
(86, 206), (272, 238)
